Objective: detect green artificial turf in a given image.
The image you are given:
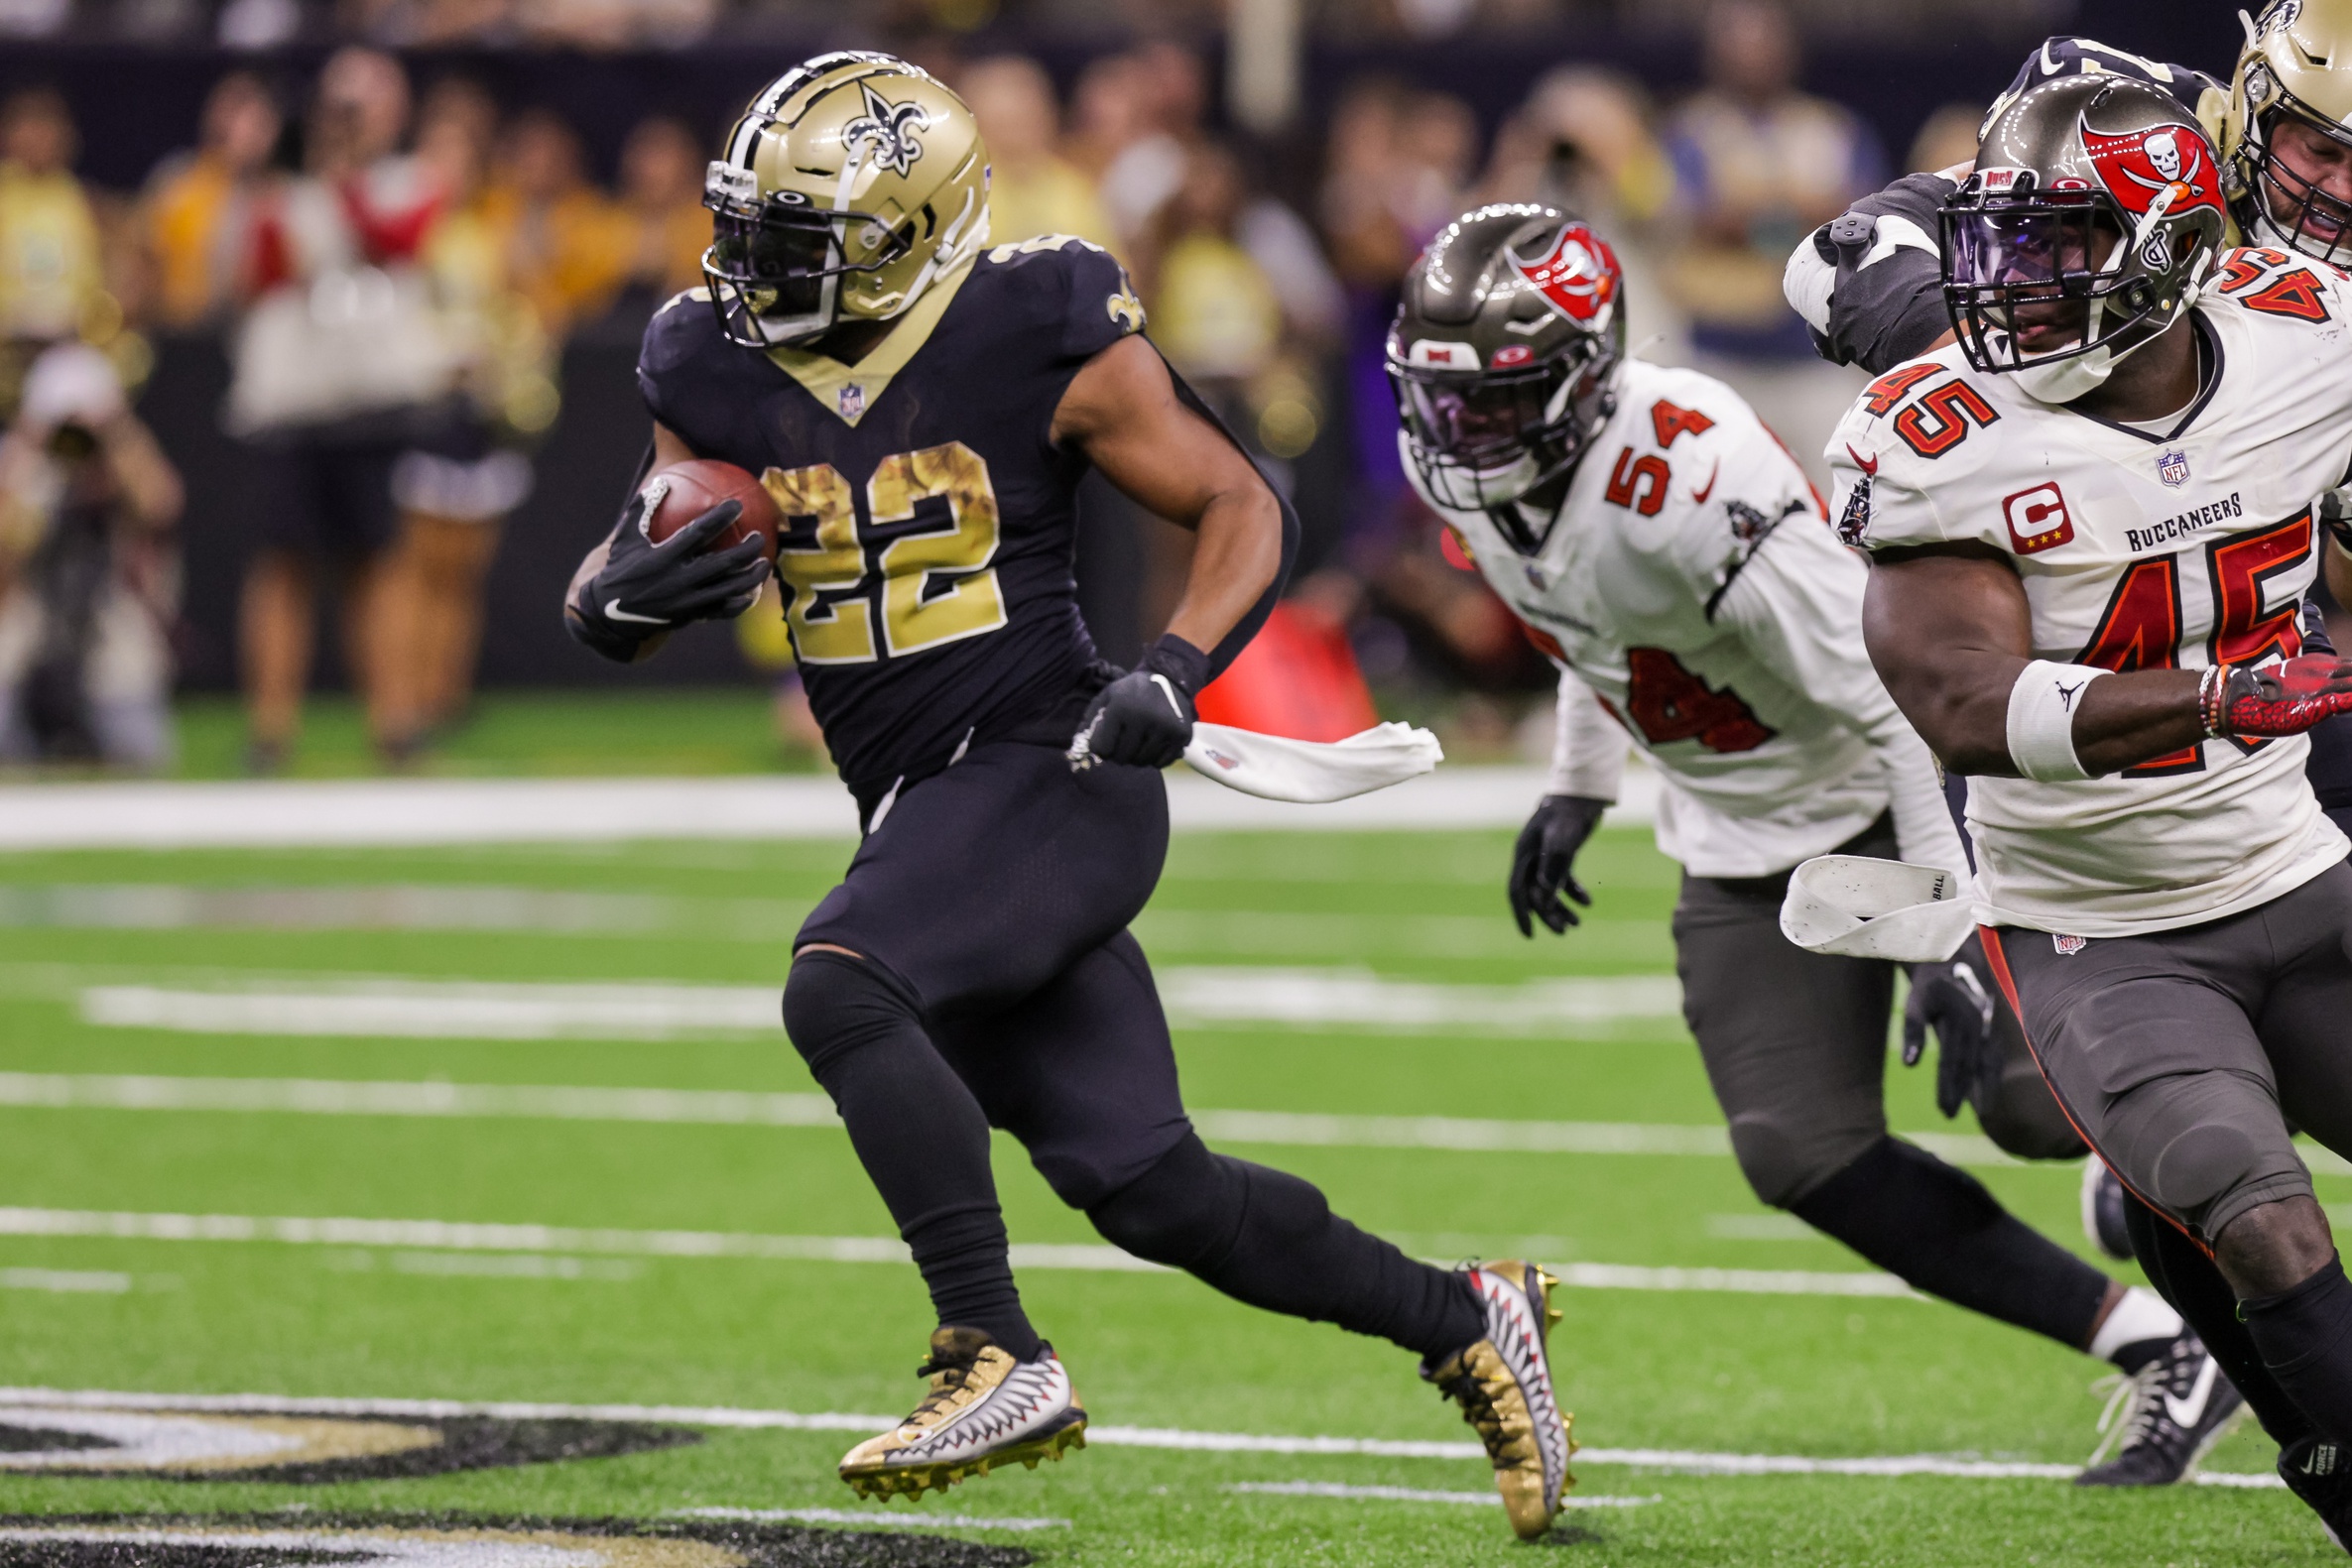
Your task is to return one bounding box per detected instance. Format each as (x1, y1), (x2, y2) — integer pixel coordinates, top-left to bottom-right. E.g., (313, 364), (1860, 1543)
(0, 819), (2337, 1564)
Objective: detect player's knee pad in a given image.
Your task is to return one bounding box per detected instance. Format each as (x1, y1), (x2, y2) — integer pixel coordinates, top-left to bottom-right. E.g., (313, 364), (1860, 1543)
(1085, 1132), (1249, 1271)
(780, 948), (922, 1082)
(1725, 1114), (1883, 1211)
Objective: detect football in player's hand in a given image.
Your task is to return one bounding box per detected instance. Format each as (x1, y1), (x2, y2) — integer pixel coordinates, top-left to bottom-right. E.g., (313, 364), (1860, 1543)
(641, 459), (781, 559)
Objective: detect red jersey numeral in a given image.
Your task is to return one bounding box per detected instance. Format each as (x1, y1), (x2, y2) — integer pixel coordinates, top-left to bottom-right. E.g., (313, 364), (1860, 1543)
(2215, 249), (2291, 293)
(1621, 648), (1774, 753)
(1860, 363), (1941, 418)
(2243, 268), (2331, 321)
(1604, 447), (1671, 516)
(2207, 515), (2311, 668)
(1650, 399), (1716, 446)
(2077, 556), (2200, 777)
(1893, 380), (2000, 458)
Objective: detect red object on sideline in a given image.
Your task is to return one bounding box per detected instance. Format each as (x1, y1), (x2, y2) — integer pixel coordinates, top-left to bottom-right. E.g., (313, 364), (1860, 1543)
(1193, 601), (1381, 743)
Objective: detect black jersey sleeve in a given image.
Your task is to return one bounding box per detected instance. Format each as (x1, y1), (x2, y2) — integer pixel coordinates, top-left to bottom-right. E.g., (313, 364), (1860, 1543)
(1053, 240), (1149, 364)
(1809, 174), (1959, 374)
(1984, 37), (2221, 128)
(635, 289), (712, 433)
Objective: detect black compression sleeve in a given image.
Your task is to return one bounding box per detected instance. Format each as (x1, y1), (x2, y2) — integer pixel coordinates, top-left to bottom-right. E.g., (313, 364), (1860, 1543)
(1821, 174), (1962, 375)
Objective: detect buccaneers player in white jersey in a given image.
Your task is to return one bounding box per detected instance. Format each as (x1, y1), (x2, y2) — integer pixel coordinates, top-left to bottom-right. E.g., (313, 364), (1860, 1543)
(1388, 202), (2225, 1481)
(1838, 75), (2352, 1536)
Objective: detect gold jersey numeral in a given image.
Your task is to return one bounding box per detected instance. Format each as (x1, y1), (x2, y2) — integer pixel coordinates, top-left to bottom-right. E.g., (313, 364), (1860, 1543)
(763, 462), (875, 664)
(869, 442), (1009, 656)
(762, 440), (1008, 665)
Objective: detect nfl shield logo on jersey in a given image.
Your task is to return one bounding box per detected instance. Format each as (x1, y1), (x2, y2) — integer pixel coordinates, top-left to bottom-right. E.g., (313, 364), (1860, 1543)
(2054, 933), (2089, 956)
(2158, 447), (2190, 487)
(839, 383), (866, 421)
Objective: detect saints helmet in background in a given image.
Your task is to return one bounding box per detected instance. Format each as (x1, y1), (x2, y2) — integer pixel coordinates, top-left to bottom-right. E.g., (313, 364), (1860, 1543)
(702, 52), (990, 349)
(2225, 0), (2352, 266)
(1387, 205), (1626, 546)
(1942, 75), (2227, 404)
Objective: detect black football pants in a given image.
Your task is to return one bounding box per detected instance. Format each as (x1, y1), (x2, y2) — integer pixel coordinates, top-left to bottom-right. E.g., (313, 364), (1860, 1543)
(783, 738), (1482, 1365)
(1672, 816), (2113, 1351)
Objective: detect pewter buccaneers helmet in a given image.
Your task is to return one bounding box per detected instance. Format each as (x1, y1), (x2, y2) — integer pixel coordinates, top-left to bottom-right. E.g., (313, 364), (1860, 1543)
(702, 53), (990, 349)
(1388, 204), (1626, 546)
(2226, 0), (2352, 265)
(1942, 75), (2227, 401)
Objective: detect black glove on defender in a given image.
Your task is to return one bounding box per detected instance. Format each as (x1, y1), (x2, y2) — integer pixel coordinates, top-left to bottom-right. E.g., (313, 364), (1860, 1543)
(1902, 953), (1999, 1119)
(1071, 634), (1208, 769)
(565, 492), (771, 663)
(1508, 793), (1608, 936)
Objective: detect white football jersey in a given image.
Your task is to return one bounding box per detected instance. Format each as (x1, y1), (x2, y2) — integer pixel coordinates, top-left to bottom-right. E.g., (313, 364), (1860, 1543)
(1829, 246), (2352, 936)
(1412, 358), (1967, 881)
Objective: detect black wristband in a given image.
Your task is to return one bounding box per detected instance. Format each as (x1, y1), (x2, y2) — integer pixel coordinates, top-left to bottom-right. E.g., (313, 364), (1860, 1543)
(1140, 634), (1210, 700)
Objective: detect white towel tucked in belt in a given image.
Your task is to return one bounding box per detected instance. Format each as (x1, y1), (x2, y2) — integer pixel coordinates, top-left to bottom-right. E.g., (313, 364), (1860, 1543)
(1779, 853), (1975, 963)
(1181, 721), (1443, 803)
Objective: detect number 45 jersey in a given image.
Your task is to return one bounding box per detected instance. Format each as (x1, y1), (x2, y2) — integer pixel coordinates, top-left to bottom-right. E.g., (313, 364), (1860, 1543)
(1830, 247), (2352, 937)
(1411, 358), (1967, 882)
(638, 236), (1147, 813)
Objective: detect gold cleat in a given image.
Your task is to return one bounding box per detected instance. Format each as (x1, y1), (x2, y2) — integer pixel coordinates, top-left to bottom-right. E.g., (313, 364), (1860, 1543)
(1424, 1261), (1576, 1540)
(838, 1327), (1087, 1502)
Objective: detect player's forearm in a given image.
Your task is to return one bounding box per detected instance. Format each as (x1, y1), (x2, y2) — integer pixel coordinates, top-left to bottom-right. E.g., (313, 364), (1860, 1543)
(1161, 484), (1284, 658)
(2069, 671), (2206, 775)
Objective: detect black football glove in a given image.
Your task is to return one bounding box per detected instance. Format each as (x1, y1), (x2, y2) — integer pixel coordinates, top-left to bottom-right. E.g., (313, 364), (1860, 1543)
(565, 491), (771, 663)
(1902, 951), (1998, 1120)
(1508, 793), (1609, 936)
(1070, 635), (1208, 770)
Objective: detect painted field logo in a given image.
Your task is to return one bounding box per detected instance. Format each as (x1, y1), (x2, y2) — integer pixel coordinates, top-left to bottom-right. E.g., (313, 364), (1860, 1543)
(0, 1402), (696, 1483)
(0, 1513), (1033, 1568)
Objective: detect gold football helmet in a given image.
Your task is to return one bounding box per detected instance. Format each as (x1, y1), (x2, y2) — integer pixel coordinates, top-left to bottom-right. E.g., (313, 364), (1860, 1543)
(2224, 0), (2352, 263)
(703, 52), (990, 349)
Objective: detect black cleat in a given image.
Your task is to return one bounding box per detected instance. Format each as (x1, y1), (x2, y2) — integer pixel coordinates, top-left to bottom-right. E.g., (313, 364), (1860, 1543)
(2282, 1436), (2352, 1552)
(2077, 1333), (2246, 1486)
(2079, 1158), (2133, 1262)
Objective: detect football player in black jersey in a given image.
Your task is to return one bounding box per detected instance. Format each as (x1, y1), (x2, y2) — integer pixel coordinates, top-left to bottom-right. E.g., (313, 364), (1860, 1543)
(1784, 4), (2352, 1522)
(561, 54), (1573, 1538)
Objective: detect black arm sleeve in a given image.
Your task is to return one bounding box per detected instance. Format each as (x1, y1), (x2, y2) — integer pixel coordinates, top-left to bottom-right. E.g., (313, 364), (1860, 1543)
(1812, 173), (1959, 376)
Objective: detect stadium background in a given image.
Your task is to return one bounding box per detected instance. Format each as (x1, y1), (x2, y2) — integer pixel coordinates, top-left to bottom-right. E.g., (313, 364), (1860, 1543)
(2, 3), (2346, 1565)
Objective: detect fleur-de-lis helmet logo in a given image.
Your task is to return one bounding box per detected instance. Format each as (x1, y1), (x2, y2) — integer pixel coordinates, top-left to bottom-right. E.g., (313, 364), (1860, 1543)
(842, 81), (931, 178)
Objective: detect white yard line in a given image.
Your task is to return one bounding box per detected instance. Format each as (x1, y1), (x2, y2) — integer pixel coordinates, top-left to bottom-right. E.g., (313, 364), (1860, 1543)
(0, 1387), (2278, 1489)
(1226, 1481), (1659, 1508)
(0, 1070), (2041, 1170)
(73, 971), (1685, 1039)
(0, 767), (1651, 849)
(0, 1205), (1928, 1296)
(675, 1507), (1068, 1531)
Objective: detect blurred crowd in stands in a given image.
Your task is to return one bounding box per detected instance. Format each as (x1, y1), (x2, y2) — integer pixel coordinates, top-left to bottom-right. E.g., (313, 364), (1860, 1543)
(0, 0), (1997, 773)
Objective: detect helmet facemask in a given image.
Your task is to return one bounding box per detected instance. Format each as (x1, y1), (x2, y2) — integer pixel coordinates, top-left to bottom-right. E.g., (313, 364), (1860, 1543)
(1942, 176), (2214, 403)
(2235, 76), (2352, 266)
(1391, 346), (1616, 528)
(701, 164), (915, 349)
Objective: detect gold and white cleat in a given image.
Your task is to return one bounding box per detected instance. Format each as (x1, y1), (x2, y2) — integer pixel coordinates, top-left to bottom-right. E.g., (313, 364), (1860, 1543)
(838, 1327), (1087, 1501)
(1424, 1261), (1575, 1540)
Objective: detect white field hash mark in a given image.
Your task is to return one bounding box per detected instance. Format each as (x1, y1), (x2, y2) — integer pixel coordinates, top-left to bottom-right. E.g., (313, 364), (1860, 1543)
(0, 1205), (1920, 1296)
(1226, 1482), (1661, 1508)
(0, 1065), (2051, 1171)
(75, 970), (1685, 1039)
(0, 1388), (2281, 1489)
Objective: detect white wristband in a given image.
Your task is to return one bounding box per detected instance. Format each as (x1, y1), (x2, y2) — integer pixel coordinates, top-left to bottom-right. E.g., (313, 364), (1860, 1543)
(2006, 661), (2108, 782)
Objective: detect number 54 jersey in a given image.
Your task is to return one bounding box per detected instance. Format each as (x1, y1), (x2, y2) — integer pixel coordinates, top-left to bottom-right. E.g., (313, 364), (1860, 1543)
(1412, 358), (1967, 882)
(637, 236), (1147, 814)
(1830, 247), (2352, 937)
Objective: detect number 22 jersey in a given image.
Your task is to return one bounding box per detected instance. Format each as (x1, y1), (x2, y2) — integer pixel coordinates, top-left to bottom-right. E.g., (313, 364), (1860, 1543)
(1830, 248), (2352, 936)
(637, 236), (1145, 813)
